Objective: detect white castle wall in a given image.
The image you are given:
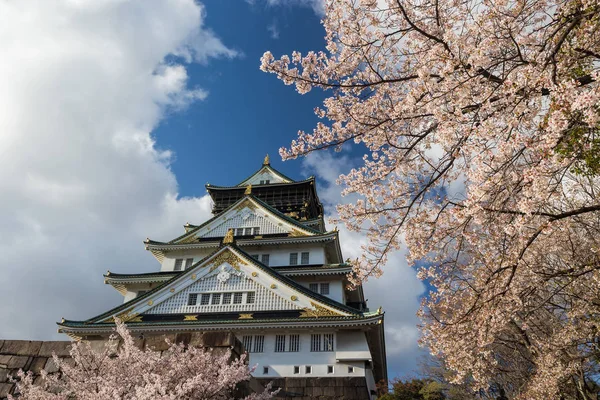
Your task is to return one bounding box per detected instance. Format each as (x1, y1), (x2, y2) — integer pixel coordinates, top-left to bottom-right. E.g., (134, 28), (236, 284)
(160, 245), (327, 272)
(238, 330), (371, 379)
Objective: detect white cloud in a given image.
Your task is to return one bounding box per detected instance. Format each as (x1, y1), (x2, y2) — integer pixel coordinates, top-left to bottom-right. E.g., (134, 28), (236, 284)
(0, 0), (233, 339)
(252, 0), (324, 16)
(301, 151), (427, 377)
(267, 20), (280, 39)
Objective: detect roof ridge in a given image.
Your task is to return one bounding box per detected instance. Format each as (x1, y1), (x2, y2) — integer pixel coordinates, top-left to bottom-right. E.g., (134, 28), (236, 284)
(227, 245), (360, 316)
(205, 176), (314, 190)
(149, 194), (323, 245)
(64, 244), (359, 325)
(235, 164), (296, 186)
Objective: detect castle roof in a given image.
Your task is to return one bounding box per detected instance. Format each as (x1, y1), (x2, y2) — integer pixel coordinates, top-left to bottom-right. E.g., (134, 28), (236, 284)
(59, 243), (378, 332)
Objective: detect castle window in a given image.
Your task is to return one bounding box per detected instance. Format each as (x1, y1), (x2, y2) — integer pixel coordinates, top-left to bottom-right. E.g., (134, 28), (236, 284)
(275, 335), (286, 352)
(301, 252), (310, 264)
(200, 294), (210, 305)
(324, 333), (334, 351)
(253, 335), (264, 353)
(211, 293), (221, 305)
(310, 334), (321, 352)
(137, 290), (148, 297)
(348, 366), (354, 373)
(259, 180), (264, 184)
(184, 258), (194, 270)
(309, 283), (330, 295)
(222, 293), (232, 304)
(293, 366), (300, 374)
(263, 366), (269, 374)
(174, 259), (183, 271)
(289, 253), (298, 265)
(310, 333), (334, 352)
(187, 294), (197, 306)
(265, 180), (270, 184)
(242, 336), (252, 352)
(327, 365), (334, 374)
(251, 254), (259, 260)
(305, 365), (312, 374)
(289, 334), (300, 352)
(244, 227), (252, 235)
(253, 227), (260, 235)
(233, 292), (243, 304)
(246, 292), (255, 304)
(236, 228), (244, 236)
(261, 254), (270, 266)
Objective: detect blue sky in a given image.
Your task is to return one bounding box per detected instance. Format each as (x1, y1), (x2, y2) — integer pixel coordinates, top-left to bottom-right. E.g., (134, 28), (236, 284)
(0, 0), (425, 380)
(154, 2), (333, 191)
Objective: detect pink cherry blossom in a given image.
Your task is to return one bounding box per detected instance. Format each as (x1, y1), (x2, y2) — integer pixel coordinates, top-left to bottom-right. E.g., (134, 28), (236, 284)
(10, 320), (276, 400)
(262, 0), (600, 398)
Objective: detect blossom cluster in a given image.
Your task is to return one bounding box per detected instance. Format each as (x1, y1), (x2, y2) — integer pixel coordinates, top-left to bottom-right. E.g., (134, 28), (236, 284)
(262, 0), (600, 398)
(10, 320), (276, 400)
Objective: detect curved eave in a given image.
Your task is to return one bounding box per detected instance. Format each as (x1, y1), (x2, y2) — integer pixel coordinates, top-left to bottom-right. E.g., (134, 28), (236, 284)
(104, 272), (178, 286)
(235, 164), (297, 186)
(57, 313), (384, 335)
(146, 231), (339, 252)
(275, 266), (353, 276)
(154, 194), (322, 247)
(70, 243), (359, 326)
(206, 176), (314, 191)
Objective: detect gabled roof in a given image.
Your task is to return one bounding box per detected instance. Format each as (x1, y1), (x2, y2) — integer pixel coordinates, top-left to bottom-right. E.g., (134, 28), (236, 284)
(60, 244), (368, 331)
(234, 156), (295, 186)
(150, 194), (323, 247)
(104, 263), (353, 291)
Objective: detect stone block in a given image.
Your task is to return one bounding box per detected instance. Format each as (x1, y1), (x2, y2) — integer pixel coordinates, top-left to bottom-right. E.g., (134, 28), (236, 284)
(39, 341), (71, 357)
(0, 382), (14, 398)
(0, 340), (42, 356)
(44, 358), (59, 374)
(343, 386), (358, 399)
(198, 332), (234, 347)
(323, 386), (336, 396)
(29, 357), (47, 374)
(7, 356), (28, 369)
(0, 368), (8, 383)
(0, 355), (11, 368)
(145, 334), (175, 351)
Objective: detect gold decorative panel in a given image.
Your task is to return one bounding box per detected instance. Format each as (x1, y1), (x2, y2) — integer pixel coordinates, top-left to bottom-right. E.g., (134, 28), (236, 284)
(207, 249), (247, 272)
(299, 302), (343, 318)
(289, 229), (307, 237)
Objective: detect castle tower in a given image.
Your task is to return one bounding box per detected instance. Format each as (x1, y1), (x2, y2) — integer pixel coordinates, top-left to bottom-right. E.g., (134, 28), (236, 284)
(58, 157), (387, 398)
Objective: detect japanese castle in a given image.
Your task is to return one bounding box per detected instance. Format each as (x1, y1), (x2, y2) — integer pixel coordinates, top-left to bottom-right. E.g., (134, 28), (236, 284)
(58, 156), (387, 397)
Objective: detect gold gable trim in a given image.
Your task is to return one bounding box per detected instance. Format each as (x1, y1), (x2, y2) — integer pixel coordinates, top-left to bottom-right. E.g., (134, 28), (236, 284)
(177, 234), (198, 244)
(207, 249), (247, 272)
(299, 302), (343, 318)
(102, 307), (140, 323)
(289, 228), (308, 237)
(234, 199), (257, 212)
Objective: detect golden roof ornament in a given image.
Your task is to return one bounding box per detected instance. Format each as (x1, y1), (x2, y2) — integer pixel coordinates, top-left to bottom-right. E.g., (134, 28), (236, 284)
(223, 228), (235, 244)
(263, 154), (270, 165)
(244, 184), (252, 195)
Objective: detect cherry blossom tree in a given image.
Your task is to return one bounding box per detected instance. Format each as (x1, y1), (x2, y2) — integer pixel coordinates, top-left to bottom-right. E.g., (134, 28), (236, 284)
(261, 0), (600, 398)
(10, 321), (275, 400)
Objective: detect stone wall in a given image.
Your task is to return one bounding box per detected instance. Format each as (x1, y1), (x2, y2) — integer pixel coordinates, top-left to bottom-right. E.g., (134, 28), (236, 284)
(258, 377), (372, 400)
(0, 332), (263, 399)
